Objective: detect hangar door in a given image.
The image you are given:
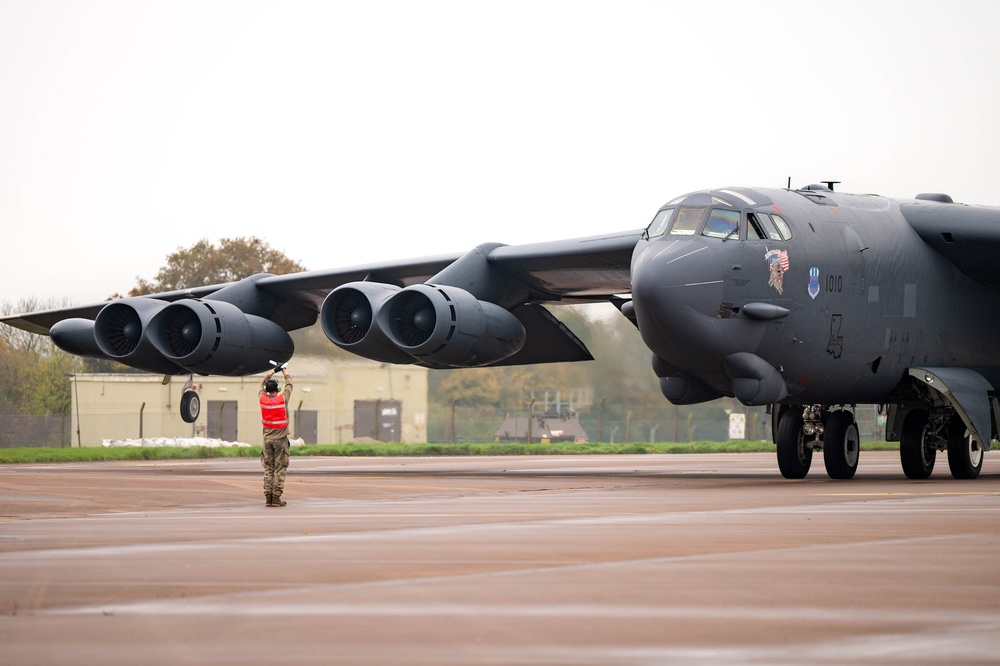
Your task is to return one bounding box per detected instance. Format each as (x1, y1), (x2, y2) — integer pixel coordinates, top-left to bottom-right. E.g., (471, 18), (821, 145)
(354, 400), (401, 442)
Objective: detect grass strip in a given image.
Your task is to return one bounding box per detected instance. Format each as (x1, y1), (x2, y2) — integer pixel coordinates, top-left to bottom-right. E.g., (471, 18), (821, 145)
(0, 440), (899, 464)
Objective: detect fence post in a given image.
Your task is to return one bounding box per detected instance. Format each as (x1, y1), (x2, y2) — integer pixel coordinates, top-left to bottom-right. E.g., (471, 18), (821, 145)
(599, 397), (605, 443)
(72, 373), (82, 447)
(527, 398), (535, 444)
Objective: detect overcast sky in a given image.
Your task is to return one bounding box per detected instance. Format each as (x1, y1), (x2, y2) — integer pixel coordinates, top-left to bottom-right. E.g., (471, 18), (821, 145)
(2, 0), (999, 308)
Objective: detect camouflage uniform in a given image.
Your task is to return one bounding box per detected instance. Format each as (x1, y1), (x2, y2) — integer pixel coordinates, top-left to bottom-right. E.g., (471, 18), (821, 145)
(259, 372), (293, 506)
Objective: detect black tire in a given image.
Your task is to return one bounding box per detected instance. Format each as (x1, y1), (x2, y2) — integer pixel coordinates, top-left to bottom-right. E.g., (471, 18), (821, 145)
(899, 409), (935, 480)
(180, 391), (201, 424)
(776, 407), (811, 479)
(823, 410), (859, 479)
(946, 417), (983, 480)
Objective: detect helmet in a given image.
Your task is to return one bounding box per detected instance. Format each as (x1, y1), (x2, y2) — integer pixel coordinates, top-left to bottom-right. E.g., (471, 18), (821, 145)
(265, 379), (279, 393)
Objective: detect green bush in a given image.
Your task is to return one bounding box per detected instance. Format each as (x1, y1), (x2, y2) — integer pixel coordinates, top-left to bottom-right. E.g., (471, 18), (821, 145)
(0, 440), (899, 464)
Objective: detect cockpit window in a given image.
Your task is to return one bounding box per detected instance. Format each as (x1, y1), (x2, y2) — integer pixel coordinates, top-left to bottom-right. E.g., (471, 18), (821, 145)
(702, 208), (740, 239)
(746, 213), (767, 239)
(645, 207), (674, 238)
(771, 213), (792, 240)
(752, 212), (792, 241)
(668, 206), (706, 236)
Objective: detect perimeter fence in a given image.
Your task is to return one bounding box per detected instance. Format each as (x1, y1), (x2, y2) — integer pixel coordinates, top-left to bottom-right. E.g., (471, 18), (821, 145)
(0, 414), (72, 448)
(427, 403), (885, 444)
(0, 403), (887, 448)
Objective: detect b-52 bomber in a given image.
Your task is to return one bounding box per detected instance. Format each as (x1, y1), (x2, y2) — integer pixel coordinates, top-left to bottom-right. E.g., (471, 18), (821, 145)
(5, 183), (1000, 481)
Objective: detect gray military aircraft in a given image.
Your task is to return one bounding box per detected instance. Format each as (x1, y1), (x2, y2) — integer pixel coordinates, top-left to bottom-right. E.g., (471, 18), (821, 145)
(4, 183), (998, 480)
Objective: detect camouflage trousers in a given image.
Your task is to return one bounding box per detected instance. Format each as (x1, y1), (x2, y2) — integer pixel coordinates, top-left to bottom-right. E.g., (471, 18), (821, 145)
(261, 436), (290, 497)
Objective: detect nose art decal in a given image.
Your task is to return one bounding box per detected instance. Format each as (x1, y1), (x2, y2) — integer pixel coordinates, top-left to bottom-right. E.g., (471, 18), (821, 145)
(765, 249), (789, 295)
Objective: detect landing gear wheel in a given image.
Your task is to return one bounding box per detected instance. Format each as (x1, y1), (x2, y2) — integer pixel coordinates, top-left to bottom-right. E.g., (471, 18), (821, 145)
(776, 407), (811, 479)
(180, 391), (201, 424)
(823, 411), (859, 479)
(947, 417), (983, 480)
(899, 409), (935, 480)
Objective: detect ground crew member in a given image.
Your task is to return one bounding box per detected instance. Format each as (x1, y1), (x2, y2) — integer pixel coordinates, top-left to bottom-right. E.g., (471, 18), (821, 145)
(259, 365), (292, 507)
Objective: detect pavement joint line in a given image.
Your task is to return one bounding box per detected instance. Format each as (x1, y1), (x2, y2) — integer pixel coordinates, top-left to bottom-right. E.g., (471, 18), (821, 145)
(0, 504), (985, 561)
(24, 532), (984, 614)
(6, 485), (995, 527)
(42, 599), (1000, 627)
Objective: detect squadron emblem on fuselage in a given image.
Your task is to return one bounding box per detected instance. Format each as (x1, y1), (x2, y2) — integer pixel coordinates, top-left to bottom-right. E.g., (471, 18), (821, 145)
(808, 267), (821, 299)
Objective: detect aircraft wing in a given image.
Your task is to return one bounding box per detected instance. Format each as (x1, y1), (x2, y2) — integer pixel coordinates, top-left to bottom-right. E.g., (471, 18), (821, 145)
(0, 253), (467, 335)
(254, 229), (639, 304)
(1, 229), (641, 374)
(902, 201), (1000, 289)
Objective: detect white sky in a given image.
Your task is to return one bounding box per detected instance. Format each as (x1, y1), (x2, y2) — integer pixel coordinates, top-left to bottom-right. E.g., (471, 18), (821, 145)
(2, 0), (999, 307)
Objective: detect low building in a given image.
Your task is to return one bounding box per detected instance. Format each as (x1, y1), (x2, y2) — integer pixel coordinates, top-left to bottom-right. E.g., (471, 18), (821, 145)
(68, 358), (428, 446)
(494, 411), (589, 443)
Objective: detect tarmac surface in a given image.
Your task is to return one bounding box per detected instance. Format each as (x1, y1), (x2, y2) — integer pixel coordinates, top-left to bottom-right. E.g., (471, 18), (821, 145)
(1, 451), (1000, 665)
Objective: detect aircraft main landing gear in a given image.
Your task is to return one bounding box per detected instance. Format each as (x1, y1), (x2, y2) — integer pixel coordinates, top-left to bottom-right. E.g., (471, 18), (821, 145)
(947, 418), (983, 479)
(899, 409), (983, 480)
(823, 410), (860, 479)
(899, 409), (936, 480)
(775, 405), (860, 480)
(776, 407), (811, 479)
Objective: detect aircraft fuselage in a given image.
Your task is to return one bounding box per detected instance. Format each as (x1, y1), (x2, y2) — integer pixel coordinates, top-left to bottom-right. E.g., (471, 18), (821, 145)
(631, 186), (1000, 406)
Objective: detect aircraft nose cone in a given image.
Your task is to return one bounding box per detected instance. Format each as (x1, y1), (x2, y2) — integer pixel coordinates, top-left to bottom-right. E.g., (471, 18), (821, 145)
(631, 238), (726, 366)
(632, 238), (725, 315)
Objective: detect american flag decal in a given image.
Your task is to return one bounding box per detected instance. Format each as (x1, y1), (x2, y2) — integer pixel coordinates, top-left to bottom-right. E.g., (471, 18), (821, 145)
(765, 249), (789, 295)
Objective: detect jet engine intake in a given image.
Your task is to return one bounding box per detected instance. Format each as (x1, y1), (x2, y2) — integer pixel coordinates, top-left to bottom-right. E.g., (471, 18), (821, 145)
(376, 284), (525, 367)
(147, 299), (293, 375)
(93, 299), (186, 374)
(320, 282), (415, 364)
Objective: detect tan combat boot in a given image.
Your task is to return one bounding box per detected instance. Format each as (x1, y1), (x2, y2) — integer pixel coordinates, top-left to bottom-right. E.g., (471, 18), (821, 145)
(272, 494), (287, 507)
(265, 492), (273, 507)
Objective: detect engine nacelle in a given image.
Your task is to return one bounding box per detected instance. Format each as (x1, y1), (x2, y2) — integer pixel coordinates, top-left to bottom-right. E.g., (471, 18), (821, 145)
(93, 299), (187, 374)
(377, 284), (525, 367)
(50, 318), (107, 359)
(147, 299), (293, 375)
(50, 311), (188, 375)
(320, 282), (415, 364)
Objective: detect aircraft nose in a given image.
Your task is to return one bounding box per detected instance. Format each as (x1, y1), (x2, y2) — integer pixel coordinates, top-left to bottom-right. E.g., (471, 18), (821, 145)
(632, 238), (725, 316)
(631, 237), (787, 405)
(631, 238), (726, 366)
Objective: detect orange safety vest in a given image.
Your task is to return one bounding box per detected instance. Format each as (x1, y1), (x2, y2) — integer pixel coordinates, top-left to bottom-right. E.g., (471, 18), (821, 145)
(260, 393), (289, 429)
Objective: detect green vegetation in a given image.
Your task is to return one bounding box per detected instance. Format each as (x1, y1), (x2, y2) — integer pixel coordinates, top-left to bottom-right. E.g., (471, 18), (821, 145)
(0, 440), (899, 464)
(126, 237), (306, 296)
(0, 446), (260, 464)
(0, 237), (310, 429)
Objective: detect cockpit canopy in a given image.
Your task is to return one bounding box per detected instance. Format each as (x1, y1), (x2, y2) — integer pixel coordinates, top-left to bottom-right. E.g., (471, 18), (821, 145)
(645, 191), (791, 242)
